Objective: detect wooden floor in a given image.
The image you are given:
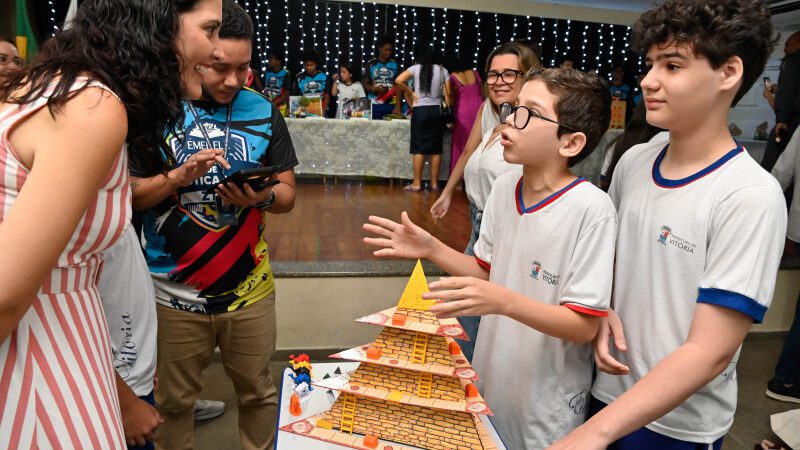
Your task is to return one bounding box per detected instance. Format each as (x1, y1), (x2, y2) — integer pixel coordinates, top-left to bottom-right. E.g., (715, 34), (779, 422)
(265, 178), (471, 261)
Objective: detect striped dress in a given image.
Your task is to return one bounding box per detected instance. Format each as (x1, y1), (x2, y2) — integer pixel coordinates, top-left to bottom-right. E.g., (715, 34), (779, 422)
(0, 80), (129, 449)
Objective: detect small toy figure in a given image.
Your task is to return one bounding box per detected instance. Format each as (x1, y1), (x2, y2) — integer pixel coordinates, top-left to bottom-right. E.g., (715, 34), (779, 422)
(289, 392), (302, 416)
(289, 354), (314, 396)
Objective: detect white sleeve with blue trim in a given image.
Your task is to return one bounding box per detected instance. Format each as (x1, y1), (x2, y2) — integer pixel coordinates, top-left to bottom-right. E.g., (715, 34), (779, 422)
(697, 185), (787, 323)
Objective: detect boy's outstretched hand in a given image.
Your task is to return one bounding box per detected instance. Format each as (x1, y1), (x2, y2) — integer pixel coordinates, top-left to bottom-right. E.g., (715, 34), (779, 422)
(425, 277), (505, 318)
(363, 211), (436, 259)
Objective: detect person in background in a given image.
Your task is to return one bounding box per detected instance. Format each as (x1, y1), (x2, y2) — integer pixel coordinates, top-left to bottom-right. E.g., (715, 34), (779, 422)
(293, 49), (330, 115)
(429, 42), (541, 361)
(0, 0), (222, 447)
(444, 54), (484, 174)
(364, 36), (401, 105)
(263, 51), (291, 115)
(559, 55), (576, 69)
(762, 31), (800, 171)
(0, 37), (23, 96)
(395, 46), (448, 192)
(331, 61), (366, 119)
(767, 127), (800, 403)
(609, 66), (631, 101)
(245, 67), (263, 92)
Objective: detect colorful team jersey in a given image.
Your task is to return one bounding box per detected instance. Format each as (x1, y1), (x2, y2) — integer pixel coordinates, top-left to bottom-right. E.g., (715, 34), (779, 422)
(472, 173), (617, 449)
(593, 139), (787, 443)
(264, 67), (290, 101)
(137, 88), (298, 314)
(364, 58), (399, 99)
(294, 71), (328, 97)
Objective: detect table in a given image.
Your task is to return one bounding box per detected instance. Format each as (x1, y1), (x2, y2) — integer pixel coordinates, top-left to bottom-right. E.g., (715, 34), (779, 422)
(275, 362), (506, 450)
(286, 118), (451, 181)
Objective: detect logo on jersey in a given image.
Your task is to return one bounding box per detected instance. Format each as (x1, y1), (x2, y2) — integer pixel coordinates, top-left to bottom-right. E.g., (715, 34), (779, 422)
(658, 225), (671, 245)
(530, 260), (560, 286)
(375, 66), (393, 85)
(530, 261), (542, 280)
(657, 225), (697, 254)
(303, 80), (323, 96)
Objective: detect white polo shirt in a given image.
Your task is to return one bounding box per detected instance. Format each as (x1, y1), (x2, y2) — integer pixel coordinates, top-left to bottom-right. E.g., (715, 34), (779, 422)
(472, 172), (617, 449)
(592, 140), (787, 443)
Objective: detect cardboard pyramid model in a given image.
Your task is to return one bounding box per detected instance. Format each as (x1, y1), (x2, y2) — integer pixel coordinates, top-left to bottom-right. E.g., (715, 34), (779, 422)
(281, 260), (498, 450)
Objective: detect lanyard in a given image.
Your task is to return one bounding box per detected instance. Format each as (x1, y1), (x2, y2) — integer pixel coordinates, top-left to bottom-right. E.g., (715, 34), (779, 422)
(185, 101), (233, 176)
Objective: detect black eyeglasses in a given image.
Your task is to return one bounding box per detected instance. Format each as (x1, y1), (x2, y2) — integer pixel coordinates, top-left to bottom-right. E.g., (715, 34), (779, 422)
(486, 70), (523, 85)
(500, 102), (578, 131)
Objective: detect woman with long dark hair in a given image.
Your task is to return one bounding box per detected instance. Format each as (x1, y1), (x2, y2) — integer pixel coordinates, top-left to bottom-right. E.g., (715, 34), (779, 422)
(0, 0), (221, 447)
(395, 47), (449, 191)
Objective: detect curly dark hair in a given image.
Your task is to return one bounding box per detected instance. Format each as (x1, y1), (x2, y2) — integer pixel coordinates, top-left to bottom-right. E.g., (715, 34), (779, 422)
(524, 67), (612, 167)
(0, 0), (206, 176)
(631, 0), (775, 106)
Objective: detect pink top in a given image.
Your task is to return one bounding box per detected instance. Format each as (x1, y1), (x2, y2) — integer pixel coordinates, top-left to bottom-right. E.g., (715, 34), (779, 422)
(0, 79), (129, 449)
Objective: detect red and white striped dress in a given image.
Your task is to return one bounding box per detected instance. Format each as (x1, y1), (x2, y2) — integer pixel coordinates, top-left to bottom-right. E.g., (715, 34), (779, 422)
(0, 80), (129, 449)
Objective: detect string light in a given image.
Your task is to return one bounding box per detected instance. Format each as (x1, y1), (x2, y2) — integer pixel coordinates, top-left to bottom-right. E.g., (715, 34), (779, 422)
(298, 0), (305, 52)
(581, 24), (589, 70)
(564, 19), (571, 60)
(473, 11), (480, 67)
(551, 19), (559, 67)
(348, 3), (354, 63)
(336, 4), (342, 65)
(456, 10), (463, 56)
(284, 0), (290, 65)
(512, 16), (518, 41)
(48, 0), (58, 36)
(540, 18), (546, 53)
(596, 24), (604, 74)
(360, 2), (366, 65)
(431, 8), (437, 54)
(313, 0), (319, 49)
(442, 8), (447, 53)
(527, 16), (532, 41)
(372, 3), (379, 59)
(412, 7), (418, 59)
(325, 4), (331, 70)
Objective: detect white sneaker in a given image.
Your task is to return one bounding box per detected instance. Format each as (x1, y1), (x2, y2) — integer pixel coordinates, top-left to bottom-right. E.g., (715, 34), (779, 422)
(194, 399), (226, 421)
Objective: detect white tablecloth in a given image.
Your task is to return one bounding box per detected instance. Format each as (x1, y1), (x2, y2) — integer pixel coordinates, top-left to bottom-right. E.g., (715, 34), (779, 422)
(286, 118), (451, 180)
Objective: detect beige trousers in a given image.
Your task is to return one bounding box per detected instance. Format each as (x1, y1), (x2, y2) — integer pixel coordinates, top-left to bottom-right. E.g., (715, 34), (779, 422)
(154, 294), (278, 450)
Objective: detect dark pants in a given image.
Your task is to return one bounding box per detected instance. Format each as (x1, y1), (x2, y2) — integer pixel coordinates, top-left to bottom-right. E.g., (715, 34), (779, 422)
(588, 397), (724, 450)
(761, 118), (800, 172)
(773, 291), (800, 385)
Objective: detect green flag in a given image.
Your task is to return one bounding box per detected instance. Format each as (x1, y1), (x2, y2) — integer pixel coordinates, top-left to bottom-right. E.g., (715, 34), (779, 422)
(16, 0), (39, 61)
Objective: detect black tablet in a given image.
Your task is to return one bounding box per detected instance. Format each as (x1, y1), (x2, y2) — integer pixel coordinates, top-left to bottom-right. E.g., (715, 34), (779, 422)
(205, 165), (285, 194)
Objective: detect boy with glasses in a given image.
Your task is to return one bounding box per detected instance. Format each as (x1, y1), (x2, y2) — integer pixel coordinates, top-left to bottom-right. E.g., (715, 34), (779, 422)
(364, 67), (615, 448)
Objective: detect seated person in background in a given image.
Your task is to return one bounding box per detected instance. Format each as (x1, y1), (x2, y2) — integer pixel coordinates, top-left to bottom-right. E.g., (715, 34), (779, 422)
(364, 67), (615, 449)
(263, 51), (291, 114)
(331, 62), (366, 119)
(364, 36), (401, 105)
(293, 49), (330, 115)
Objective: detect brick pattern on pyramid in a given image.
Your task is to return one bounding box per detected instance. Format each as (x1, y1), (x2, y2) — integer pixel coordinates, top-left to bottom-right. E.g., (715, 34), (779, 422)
(281, 260), (498, 450)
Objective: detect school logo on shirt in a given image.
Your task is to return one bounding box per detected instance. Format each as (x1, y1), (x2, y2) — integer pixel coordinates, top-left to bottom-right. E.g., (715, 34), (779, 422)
(530, 261), (542, 280)
(530, 260), (560, 286)
(657, 225), (697, 254)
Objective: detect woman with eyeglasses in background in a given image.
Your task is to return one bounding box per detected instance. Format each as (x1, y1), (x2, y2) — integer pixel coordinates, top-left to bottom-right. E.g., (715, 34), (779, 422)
(429, 42), (541, 362)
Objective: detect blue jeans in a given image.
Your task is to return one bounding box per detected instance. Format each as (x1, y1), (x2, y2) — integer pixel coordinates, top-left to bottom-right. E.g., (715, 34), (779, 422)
(589, 397), (723, 450)
(128, 391), (155, 450)
(773, 291), (800, 384)
(457, 203), (483, 362)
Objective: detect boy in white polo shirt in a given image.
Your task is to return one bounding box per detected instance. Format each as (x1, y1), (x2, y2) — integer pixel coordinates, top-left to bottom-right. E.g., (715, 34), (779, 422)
(364, 67), (615, 449)
(550, 1), (788, 450)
